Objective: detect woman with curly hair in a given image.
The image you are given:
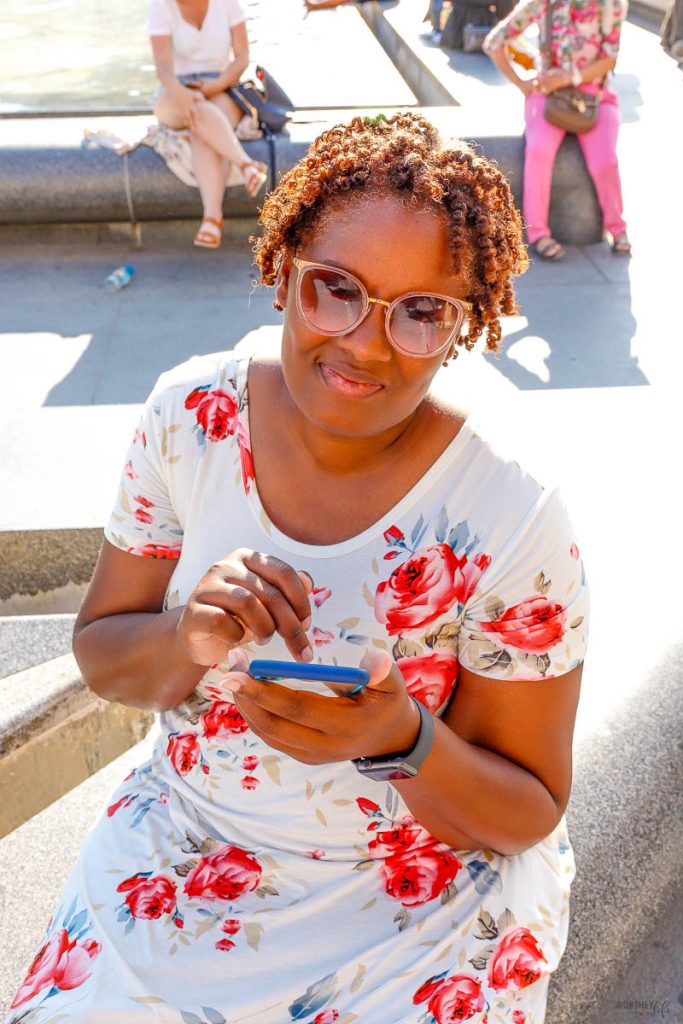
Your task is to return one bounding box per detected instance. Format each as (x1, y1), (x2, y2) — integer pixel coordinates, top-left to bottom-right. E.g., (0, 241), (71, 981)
(6, 113), (588, 1024)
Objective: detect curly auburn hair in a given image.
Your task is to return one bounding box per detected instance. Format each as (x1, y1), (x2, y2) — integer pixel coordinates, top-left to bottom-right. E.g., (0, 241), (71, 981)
(252, 111), (528, 354)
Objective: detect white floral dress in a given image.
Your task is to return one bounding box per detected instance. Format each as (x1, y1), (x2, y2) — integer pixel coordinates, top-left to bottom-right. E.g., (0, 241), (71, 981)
(6, 350), (589, 1024)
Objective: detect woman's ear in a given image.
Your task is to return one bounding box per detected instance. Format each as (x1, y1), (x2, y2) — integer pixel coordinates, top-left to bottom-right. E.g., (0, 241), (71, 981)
(274, 255), (293, 312)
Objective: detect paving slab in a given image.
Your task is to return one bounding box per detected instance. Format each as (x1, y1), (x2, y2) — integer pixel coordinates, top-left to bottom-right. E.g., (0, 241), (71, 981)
(0, 614), (75, 678)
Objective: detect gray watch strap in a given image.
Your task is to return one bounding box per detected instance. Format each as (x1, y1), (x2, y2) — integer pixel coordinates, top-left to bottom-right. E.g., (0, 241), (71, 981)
(404, 697), (435, 772)
(353, 697), (435, 775)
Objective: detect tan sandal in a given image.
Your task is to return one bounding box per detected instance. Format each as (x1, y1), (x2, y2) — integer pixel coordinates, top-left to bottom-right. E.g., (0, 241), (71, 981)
(240, 160), (268, 198)
(193, 216), (224, 249)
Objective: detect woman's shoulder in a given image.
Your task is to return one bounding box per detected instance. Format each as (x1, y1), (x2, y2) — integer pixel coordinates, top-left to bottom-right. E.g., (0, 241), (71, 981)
(148, 348), (246, 418)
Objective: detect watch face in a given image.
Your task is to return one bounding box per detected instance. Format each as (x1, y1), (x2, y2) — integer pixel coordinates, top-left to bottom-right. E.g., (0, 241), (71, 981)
(355, 760), (417, 781)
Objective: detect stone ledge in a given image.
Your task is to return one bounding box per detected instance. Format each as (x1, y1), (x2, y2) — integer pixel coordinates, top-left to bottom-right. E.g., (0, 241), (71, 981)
(0, 102), (603, 244)
(0, 655), (152, 836)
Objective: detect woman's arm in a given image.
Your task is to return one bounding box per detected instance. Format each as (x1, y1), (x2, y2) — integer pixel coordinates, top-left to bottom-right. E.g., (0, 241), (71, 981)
(73, 542), (206, 713)
(487, 44), (537, 95)
(73, 542), (313, 713)
(150, 34), (202, 126)
(392, 663), (582, 855)
(201, 21), (250, 97)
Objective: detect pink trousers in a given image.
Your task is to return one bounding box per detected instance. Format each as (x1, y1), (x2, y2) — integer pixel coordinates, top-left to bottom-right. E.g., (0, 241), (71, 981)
(523, 89), (627, 244)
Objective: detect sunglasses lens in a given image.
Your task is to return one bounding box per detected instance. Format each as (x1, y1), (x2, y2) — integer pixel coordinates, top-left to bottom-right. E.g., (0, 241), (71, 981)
(389, 295), (463, 356)
(299, 266), (365, 334)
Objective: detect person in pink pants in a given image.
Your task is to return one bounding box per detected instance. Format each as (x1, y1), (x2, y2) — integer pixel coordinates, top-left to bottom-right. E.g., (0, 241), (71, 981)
(484, 0), (631, 261)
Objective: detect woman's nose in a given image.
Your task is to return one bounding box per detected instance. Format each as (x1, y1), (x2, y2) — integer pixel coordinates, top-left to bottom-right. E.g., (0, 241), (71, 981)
(335, 302), (392, 363)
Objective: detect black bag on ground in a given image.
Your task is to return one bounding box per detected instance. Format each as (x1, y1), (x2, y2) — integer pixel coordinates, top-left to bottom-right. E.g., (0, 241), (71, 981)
(228, 66), (294, 134)
(441, 0), (514, 50)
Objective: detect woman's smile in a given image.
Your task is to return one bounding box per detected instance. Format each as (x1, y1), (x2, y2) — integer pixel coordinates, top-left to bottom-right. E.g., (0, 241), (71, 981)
(318, 360), (386, 398)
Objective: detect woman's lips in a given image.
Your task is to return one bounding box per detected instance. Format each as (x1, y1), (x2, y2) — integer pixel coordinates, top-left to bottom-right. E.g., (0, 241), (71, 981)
(318, 362), (385, 398)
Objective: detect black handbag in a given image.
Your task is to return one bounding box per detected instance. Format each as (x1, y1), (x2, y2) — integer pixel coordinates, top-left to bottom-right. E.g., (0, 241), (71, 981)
(228, 66), (294, 134)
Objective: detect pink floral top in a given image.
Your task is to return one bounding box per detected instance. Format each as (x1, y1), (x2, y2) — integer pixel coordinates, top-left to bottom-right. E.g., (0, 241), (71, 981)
(483, 0), (626, 72)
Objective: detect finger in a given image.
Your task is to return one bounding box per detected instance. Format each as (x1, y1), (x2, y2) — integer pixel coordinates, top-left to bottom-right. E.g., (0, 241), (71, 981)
(200, 584), (278, 644)
(359, 649), (405, 694)
(244, 553), (312, 622)
(228, 675), (338, 728)
(240, 555), (313, 660)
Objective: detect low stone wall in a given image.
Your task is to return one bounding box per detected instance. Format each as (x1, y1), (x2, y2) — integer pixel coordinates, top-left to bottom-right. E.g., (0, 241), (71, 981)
(0, 655), (152, 837)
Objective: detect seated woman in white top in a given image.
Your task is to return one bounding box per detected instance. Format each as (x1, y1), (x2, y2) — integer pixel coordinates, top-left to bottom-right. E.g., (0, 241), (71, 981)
(149, 0), (267, 249)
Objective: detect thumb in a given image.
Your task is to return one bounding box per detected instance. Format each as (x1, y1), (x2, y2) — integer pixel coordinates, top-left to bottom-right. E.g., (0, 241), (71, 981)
(360, 648), (404, 693)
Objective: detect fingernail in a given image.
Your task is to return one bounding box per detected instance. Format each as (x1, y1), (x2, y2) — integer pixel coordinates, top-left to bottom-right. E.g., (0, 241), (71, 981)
(302, 616), (312, 631)
(301, 645), (313, 662)
(229, 679), (243, 693)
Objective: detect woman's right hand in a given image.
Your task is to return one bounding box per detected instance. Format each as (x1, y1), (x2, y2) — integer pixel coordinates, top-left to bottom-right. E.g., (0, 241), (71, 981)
(171, 83), (204, 129)
(518, 78), (537, 97)
(177, 549), (314, 668)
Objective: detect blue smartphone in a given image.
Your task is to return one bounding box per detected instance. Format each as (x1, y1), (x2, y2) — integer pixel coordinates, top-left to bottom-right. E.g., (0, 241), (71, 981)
(248, 659), (370, 695)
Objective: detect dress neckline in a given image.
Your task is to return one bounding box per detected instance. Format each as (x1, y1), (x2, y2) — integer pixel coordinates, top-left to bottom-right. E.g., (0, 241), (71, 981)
(173, 0), (212, 32)
(234, 354), (473, 560)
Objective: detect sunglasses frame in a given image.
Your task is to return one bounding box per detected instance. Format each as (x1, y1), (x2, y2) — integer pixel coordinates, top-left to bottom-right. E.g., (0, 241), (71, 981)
(292, 258), (472, 359)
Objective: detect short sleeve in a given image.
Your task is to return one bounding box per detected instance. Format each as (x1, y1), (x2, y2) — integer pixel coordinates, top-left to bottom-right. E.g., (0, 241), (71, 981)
(598, 0), (626, 60)
(483, 0), (544, 53)
(104, 378), (184, 560)
(148, 0), (172, 36)
(458, 489), (589, 680)
(226, 0), (247, 27)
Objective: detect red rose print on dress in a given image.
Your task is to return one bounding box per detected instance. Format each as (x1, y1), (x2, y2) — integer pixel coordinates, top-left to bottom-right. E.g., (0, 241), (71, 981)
(312, 627), (334, 646)
(512, 1011), (527, 1023)
(166, 732), (200, 775)
(134, 494), (154, 508)
(134, 507), (154, 524)
(241, 775), (259, 790)
(375, 544), (490, 635)
(201, 700), (249, 739)
(413, 973), (484, 1022)
(10, 929), (101, 1010)
(215, 938), (236, 952)
(314, 1012), (340, 1024)
(126, 542), (181, 559)
(184, 844), (262, 901)
(185, 386), (239, 443)
(237, 418), (255, 493)
(396, 652), (458, 713)
(117, 874), (177, 920)
(221, 918), (241, 935)
(367, 816), (433, 859)
(479, 596), (566, 653)
(381, 846), (462, 907)
(487, 927), (548, 992)
(356, 802), (462, 911)
(312, 586), (332, 607)
(242, 754), (259, 771)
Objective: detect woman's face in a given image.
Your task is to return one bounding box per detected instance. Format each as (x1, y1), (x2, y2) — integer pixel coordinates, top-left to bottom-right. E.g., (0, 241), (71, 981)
(276, 194), (471, 441)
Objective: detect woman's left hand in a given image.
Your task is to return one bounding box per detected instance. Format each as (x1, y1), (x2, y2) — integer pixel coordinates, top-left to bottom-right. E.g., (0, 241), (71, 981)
(536, 68), (571, 95)
(224, 649), (421, 765)
(199, 78), (228, 99)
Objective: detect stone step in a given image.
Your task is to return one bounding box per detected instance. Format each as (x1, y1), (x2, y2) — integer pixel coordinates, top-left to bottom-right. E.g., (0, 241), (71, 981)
(0, 612), (76, 678)
(0, 654), (151, 837)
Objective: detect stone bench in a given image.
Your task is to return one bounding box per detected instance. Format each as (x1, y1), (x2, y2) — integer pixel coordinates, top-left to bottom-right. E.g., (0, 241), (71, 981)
(0, 100), (602, 244)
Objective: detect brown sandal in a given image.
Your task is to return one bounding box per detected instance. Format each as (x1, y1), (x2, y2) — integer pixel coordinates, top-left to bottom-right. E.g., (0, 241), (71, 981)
(240, 161), (268, 198)
(193, 216), (224, 249)
(610, 232), (632, 256)
(533, 236), (566, 262)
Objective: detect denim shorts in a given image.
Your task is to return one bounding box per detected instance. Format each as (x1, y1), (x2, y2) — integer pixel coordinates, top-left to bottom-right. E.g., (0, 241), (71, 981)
(177, 71), (221, 85)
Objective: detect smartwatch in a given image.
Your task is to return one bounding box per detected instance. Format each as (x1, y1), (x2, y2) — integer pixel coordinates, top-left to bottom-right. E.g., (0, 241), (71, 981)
(352, 698), (435, 782)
